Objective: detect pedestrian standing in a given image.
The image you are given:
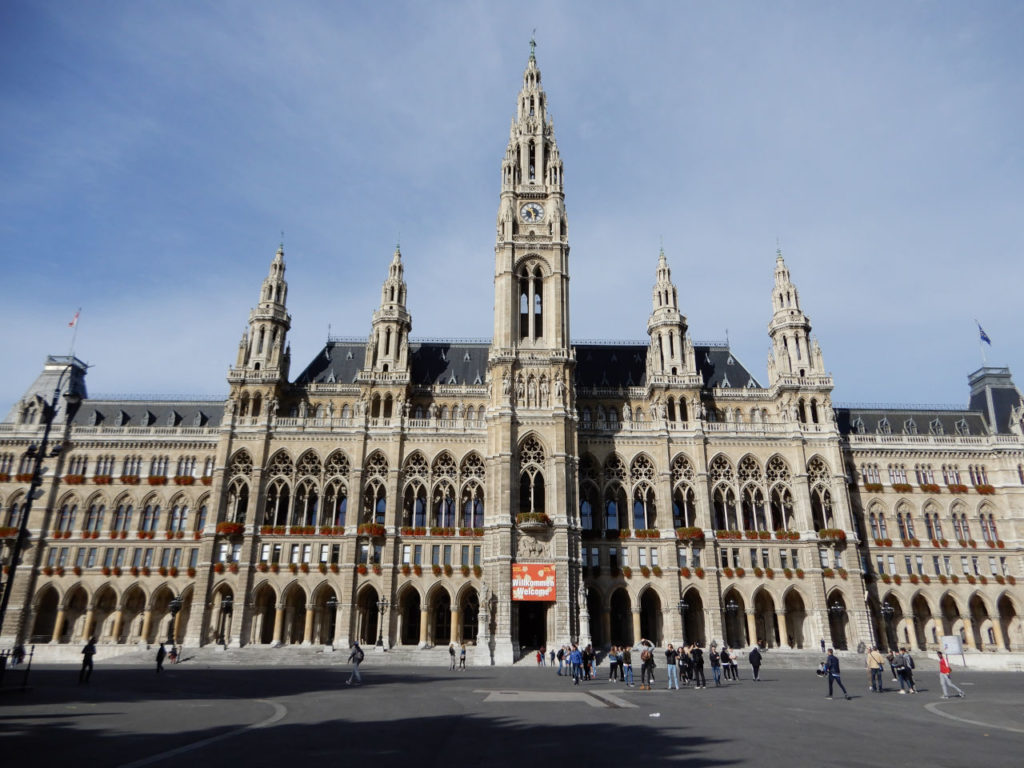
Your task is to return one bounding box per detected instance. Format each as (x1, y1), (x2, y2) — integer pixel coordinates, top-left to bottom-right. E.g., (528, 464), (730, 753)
(156, 642), (166, 673)
(866, 646), (886, 692)
(451, 643), (458, 670)
(887, 650), (899, 683)
(720, 647), (733, 681)
(459, 643), (467, 670)
(936, 651), (965, 699)
(556, 646), (565, 676)
(691, 643), (706, 689)
(639, 646), (656, 690)
(79, 637), (96, 684)
(665, 644), (680, 690)
(569, 644), (583, 685)
(549, 647), (555, 666)
(820, 637), (826, 653)
(346, 641), (364, 685)
(709, 645), (722, 687)
(823, 648), (850, 700)
(622, 647), (634, 686)
(748, 644), (762, 682)
(608, 645), (620, 682)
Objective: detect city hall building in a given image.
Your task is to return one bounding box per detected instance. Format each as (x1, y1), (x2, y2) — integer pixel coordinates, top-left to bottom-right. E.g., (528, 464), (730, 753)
(2, 50), (1023, 664)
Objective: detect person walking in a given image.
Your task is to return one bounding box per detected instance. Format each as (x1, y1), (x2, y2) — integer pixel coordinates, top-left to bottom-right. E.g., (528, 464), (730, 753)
(79, 637), (96, 684)
(936, 651), (965, 699)
(691, 643), (707, 689)
(549, 647), (555, 666)
(569, 644), (583, 685)
(622, 646), (634, 687)
(866, 646), (886, 692)
(156, 642), (166, 673)
(346, 641), (364, 685)
(556, 646), (565, 676)
(900, 648), (918, 694)
(823, 648), (850, 700)
(665, 644), (680, 690)
(748, 644), (763, 682)
(709, 645), (722, 687)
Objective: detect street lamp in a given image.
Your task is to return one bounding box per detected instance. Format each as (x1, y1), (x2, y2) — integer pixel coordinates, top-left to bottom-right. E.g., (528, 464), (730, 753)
(829, 602), (846, 616)
(375, 597), (389, 648)
(0, 363), (82, 638)
(678, 598), (689, 645)
(167, 595), (183, 645)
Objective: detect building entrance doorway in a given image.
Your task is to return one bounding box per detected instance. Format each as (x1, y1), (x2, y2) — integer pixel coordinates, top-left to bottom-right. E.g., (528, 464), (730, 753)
(517, 602), (547, 653)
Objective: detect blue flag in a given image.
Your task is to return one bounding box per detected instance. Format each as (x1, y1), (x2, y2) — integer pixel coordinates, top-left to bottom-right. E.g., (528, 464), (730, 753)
(978, 322), (992, 346)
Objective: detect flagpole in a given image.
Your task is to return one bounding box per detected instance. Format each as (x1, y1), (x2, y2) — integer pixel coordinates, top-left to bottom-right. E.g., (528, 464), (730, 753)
(68, 308), (81, 359)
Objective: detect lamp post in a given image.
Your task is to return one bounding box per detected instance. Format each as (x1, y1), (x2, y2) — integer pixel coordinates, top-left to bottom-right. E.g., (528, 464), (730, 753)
(678, 598), (689, 645)
(375, 597), (389, 648)
(167, 595), (183, 646)
(724, 599), (739, 647)
(218, 594), (233, 645)
(880, 602), (896, 651)
(0, 363), (82, 639)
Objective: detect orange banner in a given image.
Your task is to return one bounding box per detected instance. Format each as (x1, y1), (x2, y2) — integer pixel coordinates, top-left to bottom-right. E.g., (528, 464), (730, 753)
(511, 563), (556, 601)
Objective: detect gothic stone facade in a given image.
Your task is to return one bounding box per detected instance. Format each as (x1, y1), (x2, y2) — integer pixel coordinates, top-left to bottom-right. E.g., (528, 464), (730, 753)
(3, 52), (1024, 662)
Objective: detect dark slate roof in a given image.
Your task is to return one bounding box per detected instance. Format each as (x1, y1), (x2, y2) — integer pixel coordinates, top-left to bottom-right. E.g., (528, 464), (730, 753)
(968, 367), (1024, 435)
(835, 407), (988, 437)
(573, 343), (762, 390)
(294, 341), (491, 387)
(68, 399), (224, 429)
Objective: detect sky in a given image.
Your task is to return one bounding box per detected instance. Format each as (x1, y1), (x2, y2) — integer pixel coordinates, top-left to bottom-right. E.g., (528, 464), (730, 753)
(2, 1), (1022, 412)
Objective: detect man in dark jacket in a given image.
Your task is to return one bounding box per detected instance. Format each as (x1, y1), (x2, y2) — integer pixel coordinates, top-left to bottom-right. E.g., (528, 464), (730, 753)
(823, 648), (850, 700)
(691, 643), (706, 689)
(748, 644), (763, 681)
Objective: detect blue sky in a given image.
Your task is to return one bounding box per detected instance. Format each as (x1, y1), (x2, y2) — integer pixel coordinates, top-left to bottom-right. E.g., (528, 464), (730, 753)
(2, 1), (1022, 411)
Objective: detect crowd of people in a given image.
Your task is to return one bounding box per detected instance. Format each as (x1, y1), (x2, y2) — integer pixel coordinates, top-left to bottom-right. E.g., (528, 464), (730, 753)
(549, 639), (762, 690)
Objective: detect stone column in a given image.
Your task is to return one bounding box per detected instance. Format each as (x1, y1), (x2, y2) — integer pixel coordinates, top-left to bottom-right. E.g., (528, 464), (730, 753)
(961, 617), (977, 650)
(52, 609), (67, 643)
(272, 606), (285, 646)
(632, 608), (642, 645)
(418, 608), (429, 647)
(83, 608), (96, 641)
(450, 606), (460, 644)
(111, 610), (124, 644)
(140, 609), (153, 644)
(172, 610), (184, 644)
(745, 610), (758, 648)
(303, 605), (316, 645)
(906, 614), (920, 652)
(776, 610), (790, 648)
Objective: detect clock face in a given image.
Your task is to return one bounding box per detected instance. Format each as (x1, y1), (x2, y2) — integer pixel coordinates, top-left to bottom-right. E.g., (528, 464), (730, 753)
(520, 202), (544, 222)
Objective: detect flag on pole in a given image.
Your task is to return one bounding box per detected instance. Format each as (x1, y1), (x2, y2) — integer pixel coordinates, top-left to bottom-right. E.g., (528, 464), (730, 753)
(977, 322), (991, 346)
(68, 309), (81, 328)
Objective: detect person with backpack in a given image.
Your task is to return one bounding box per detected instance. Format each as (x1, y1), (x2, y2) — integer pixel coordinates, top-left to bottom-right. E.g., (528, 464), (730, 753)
(899, 648), (918, 694)
(621, 646), (634, 687)
(936, 651), (965, 698)
(347, 641), (365, 685)
(748, 644), (763, 682)
(822, 648), (851, 700)
(691, 643), (707, 689)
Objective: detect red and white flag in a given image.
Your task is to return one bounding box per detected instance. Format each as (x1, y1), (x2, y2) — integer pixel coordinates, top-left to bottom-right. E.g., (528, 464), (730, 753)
(68, 309), (80, 328)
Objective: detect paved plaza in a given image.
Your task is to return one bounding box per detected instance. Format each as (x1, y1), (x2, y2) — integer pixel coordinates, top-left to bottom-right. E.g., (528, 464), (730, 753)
(1, 654), (1022, 767)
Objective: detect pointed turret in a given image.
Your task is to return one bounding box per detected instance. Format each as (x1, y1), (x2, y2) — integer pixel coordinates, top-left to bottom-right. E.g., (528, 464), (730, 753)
(361, 244), (412, 379)
(232, 244), (291, 380)
(767, 249), (825, 382)
(646, 248), (696, 380)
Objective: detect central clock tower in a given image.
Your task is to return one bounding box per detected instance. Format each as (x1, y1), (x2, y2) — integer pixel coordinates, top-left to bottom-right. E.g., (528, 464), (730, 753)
(487, 42), (581, 663)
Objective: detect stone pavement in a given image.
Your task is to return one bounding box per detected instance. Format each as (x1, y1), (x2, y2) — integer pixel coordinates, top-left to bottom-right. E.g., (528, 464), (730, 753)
(1, 659), (1021, 767)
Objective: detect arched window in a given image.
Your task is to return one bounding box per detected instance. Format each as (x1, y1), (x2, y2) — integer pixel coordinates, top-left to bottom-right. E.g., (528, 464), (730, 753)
(672, 485), (696, 528)
(518, 437), (547, 518)
(432, 484), (455, 528)
(112, 502), (133, 533)
(227, 481), (249, 525)
(460, 484), (484, 528)
(324, 481), (348, 527)
(632, 485), (655, 530)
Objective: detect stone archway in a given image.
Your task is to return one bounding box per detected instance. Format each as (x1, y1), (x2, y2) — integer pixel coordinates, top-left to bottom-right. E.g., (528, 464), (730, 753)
(355, 586), (380, 645)
(639, 588), (662, 646)
(939, 593), (966, 647)
(148, 586), (175, 645)
(283, 584), (307, 644)
(430, 589), (452, 646)
(969, 594), (992, 650)
(680, 587), (705, 646)
(826, 591), (849, 651)
(311, 584), (338, 646)
(62, 585), (89, 643)
(722, 589), (747, 649)
(30, 585), (59, 643)
(398, 587), (422, 646)
(998, 594), (1020, 651)
(783, 589), (808, 649)
(752, 588), (778, 648)
(251, 582), (277, 645)
(120, 585), (146, 644)
(459, 588), (479, 645)
(586, 589), (604, 648)
(172, 587), (193, 645)
(609, 588), (632, 647)
(93, 585), (118, 643)
(911, 593), (934, 650)
(209, 585), (235, 645)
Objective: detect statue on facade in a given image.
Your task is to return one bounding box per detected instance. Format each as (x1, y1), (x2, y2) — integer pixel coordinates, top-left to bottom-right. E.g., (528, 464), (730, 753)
(540, 377), (550, 407)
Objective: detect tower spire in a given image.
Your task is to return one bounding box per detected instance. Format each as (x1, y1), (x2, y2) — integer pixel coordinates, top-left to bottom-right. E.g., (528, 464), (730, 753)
(767, 249), (827, 384)
(361, 243), (412, 379)
(646, 248), (696, 381)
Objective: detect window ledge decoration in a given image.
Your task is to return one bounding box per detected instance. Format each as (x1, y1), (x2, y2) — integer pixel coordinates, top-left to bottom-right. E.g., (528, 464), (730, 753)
(818, 528), (847, 543)
(775, 530), (800, 541)
(863, 482), (883, 492)
(400, 564), (411, 576)
(120, 475), (140, 485)
(431, 564), (442, 576)
(680, 566), (692, 578)
(401, 526), (427, 536)
(765, 567), (775, 579)
(216, 522), (245, 536)
(694, 567), (705, 579)
(920, 483), (941, 494)
(621, 566), (632, 579)
(357, 523), (387, 537)
(947, 484), (968, 494)
(0, 473), (10, 482)
(974, 484), (996, 495)
(64, 474), (85, 485)
(289, 525), (316, 535)
(147, 475), (168, 486)
(715, 530), (744, 540)
(753, 567), (764, 578)
(783, 567), (793, 579)
(201, 476), (213, 486)
(634, 529), (660, 539)
(93, 475), (112, 485)
(174, 475), (195, 486)
(320, 526), (344, 536)
(735, 567), (746, 578)
(429, 526), (457, 537)
(473, 564), (483, 578)
(640, 565), (651, 578)
(721, 567), (734, 578)
(676, 527), (705, 542)
(460, 565), (471, 577)
(892, 483), (913, 493)
(516, 513), (552, 530)
(0, 527), (19, 539)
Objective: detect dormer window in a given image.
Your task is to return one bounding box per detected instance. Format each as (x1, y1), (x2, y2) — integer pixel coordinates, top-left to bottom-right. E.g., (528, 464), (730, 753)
(929, 418), (943, 435)
(877, 418), (891, 435)
(904, 419), (917, 435)
(955, 418), (970, 436)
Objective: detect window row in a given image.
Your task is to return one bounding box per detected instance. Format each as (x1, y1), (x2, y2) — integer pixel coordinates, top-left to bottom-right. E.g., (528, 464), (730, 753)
(868, 510), (1000, 543)
(52, 501), (208, 535)
(45, 545), (199, 570)
(873, 552), (1012, 578)
(62, 455), (213, 478)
